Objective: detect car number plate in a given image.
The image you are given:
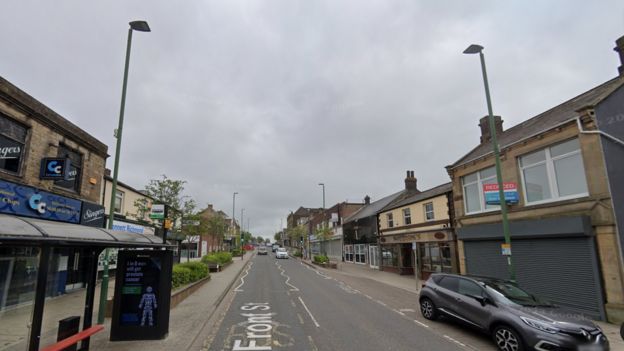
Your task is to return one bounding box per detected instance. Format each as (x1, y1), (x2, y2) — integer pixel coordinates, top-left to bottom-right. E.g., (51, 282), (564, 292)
(578, 344), (605, 351)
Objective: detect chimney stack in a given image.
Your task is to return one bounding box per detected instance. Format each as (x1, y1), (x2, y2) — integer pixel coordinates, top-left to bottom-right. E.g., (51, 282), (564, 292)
(479, 115), (504, 144)
(404, 170), (417, 191)
(615, 35), (624, 76)
(364, 195), (371, 205)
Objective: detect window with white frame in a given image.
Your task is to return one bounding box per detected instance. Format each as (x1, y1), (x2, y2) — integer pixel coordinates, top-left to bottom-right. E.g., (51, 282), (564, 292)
(519, 138), (588, 204)
(462, 166), (500, 214)
(114, 191), (124, 214)
(424, 202), (434, 221)
(386, 213), (394, 228)
(354, 244), (366, 264)
(344, 245), (354, 262)
(402, 208), (411, 225)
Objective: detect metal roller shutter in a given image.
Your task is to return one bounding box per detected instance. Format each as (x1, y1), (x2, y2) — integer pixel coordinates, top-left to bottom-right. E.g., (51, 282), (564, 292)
(464, 237), (605, 320)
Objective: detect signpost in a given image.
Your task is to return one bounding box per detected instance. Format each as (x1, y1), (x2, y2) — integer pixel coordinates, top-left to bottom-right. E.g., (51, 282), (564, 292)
(150, 204), (165, 220)
(39, 158), (71, 180)
(110, 250), (172, 341)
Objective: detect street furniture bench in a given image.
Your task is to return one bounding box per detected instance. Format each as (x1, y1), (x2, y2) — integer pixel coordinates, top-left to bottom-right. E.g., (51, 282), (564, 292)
(207, 263), (220, 272)
(41, 325), (104, 351)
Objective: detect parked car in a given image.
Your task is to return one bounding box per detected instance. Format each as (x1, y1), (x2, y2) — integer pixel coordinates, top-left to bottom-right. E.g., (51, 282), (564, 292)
(257, 246), (268, 255)
(272, 244), (279, 252)
(419, 273), (609, 351)
(275, 247), (288, 259)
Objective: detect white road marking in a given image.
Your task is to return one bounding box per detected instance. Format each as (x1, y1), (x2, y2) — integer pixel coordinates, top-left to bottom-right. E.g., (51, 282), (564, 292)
(298, 296), (320, 328)
(375, 300), (387, 307)
(233, 262), (254, 292)
(399, 308), (416, 313)
(443, 335), (467, 347)
(364, 294), (373, 299)
(393, 309), (406, 316)
(275, 261), (299, 291)
(413, 320), (430, 328)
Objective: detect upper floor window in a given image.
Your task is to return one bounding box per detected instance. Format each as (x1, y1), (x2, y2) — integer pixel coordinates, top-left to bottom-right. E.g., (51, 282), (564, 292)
(54, 145), (82, 192)
(114, 191), (124, 214)
(0, 114), (27, 174)
(424, 202), (434, 221)
(402, 208), (411, 225)
(386, 213), (394, 228)
(462, 167), (499, 214)
(519, 138), (588, 204)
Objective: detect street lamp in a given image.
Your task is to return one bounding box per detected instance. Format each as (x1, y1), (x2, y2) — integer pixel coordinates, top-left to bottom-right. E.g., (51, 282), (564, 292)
(98, 20), (151, 324)
(318, 183), (325, 209)
(463, 44), (516, 281)
(232, 192), (238, 239)
(241, 208), (245, 244)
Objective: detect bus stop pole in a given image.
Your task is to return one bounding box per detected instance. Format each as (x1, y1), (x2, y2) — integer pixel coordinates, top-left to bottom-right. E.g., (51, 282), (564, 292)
(28, 245), (51, 351)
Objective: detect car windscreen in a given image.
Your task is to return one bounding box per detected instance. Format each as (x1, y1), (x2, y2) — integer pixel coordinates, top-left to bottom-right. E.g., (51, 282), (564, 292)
(485, 282), (553, 307)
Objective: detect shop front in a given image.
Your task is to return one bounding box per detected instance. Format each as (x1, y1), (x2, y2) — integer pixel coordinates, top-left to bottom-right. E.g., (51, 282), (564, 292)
(379, 229), (457, 278)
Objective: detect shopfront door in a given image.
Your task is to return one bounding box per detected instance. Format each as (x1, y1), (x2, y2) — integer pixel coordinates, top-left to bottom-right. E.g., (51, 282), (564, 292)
(369, 245), (379, 269)
(0, 258), (13, 308)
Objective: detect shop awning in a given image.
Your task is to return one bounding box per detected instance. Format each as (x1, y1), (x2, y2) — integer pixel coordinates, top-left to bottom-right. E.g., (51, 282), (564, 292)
(0, 214), (170, 248)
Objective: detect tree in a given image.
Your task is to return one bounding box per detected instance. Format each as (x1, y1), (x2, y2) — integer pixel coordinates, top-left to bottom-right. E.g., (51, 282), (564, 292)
(138, 175), (196, 249)
(315, 224), (333, 256)
(273, 232), (281, 243)
(206, 215), (228, 251)
(288, 225), (307, 248)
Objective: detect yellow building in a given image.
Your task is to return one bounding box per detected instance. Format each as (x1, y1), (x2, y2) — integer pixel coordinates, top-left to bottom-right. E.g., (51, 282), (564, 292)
(378, 181), (456, 281)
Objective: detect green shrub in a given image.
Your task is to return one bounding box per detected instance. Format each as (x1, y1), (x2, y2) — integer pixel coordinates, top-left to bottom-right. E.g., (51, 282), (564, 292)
(293, 250), (303, 258)
(313, 255), (329, 264)
(201, 251), (233, 265)
(231, 248), (242, 256)
(178, 261), (208, 282)
(172, 265), (191, 289)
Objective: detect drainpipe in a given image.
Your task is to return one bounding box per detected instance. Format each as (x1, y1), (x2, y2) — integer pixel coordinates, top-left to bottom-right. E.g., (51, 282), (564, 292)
(576, 117), (624, 146)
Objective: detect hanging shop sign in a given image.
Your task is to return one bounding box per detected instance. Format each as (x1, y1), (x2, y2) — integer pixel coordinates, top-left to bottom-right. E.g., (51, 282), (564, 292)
(0, 179), (82, 223)
(483, 182), (519, 205)
(150, 204), (165, 220)
(110, 250), (173, 341)
(80, 201), (106, 228)
(39, 158), (71, 180)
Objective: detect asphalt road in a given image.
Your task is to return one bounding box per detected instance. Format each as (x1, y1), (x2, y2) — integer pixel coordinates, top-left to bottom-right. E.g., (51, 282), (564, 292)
(207, 254), (487, 351)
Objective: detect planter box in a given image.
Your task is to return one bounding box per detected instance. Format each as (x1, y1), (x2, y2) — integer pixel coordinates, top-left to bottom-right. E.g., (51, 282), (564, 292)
(312, 261), (337, 269)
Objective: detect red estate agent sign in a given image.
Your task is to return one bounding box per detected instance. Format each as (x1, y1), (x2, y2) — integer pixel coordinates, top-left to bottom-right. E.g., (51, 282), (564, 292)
(483, 182), (519, 205)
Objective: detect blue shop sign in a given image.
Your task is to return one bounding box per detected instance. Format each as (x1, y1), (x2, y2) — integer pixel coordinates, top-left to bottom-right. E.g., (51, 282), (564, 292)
(0, 179), (82, 223)
(39, 158), (71, 180)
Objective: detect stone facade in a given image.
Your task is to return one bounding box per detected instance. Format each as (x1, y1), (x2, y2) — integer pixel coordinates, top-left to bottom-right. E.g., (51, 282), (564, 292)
(0, 76), (108, 203)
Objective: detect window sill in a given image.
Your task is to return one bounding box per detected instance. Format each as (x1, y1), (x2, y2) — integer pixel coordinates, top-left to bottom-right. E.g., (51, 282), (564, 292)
(523, 193), (589, 207)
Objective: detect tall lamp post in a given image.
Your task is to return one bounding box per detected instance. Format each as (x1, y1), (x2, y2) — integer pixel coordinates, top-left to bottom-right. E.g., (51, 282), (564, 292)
(240, 208), (245, 245)
(232, 192), (238, 246)
(463, 44), (516, 281)
(318, 183), (325, 209)
(97, 20), (151, 324)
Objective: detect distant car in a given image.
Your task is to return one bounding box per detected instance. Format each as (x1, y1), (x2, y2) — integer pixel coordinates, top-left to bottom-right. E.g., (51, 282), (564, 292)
(257, 246), (268, 255)
(275, 247), (288, 259)
(272, 244), (279, 252)
(419, 273), (609, 351)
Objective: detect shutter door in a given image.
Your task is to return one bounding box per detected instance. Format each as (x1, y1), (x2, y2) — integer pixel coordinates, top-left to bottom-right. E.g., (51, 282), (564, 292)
(464, 237), (604, 320)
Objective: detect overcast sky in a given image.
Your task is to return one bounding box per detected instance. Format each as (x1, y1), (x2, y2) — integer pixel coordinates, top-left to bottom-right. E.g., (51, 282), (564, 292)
(2, 1), (624, 239)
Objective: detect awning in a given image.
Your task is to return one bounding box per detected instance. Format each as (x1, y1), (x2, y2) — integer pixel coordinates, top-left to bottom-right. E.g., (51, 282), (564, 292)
(0, 214), (170, 248)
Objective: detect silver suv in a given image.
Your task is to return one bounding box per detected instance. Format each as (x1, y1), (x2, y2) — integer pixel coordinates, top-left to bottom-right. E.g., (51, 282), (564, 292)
(419, 273), (609, 351)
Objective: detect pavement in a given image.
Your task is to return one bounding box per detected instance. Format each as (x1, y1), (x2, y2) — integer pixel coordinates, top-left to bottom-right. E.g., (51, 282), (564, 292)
(1, 252), (622, 350)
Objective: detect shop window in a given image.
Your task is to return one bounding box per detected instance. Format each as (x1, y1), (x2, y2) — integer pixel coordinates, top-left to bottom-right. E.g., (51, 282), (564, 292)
(402, 208), (411, 225)
(424, 202), (434, 221)
(386, 213), (394, 228)
(114, 191), (125, 214)
(344, 245), (354, 262)
(0, 114), (27, 174)
(381, 246), (398, 267)
(462, 167), (500, 214)
(519, 138), (588, 204)
(54, 145), (82, 192)
(354, 244), (366, 264)
(419, 242), (452, 273)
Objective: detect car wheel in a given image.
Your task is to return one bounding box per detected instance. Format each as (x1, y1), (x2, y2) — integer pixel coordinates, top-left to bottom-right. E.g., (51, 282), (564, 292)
(492, 325), (524, 351)
(420, 297), (438, 320)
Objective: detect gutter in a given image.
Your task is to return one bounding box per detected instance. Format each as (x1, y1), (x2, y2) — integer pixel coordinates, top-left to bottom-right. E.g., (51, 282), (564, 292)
(575, 117), (624, 146)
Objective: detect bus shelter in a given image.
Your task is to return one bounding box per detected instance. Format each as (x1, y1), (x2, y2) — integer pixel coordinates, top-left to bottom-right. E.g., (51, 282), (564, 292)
(0, 214), (172, 351)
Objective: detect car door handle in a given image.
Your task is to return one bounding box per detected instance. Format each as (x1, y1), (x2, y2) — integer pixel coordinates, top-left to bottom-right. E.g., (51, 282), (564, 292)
(455, 297), (462, 302)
